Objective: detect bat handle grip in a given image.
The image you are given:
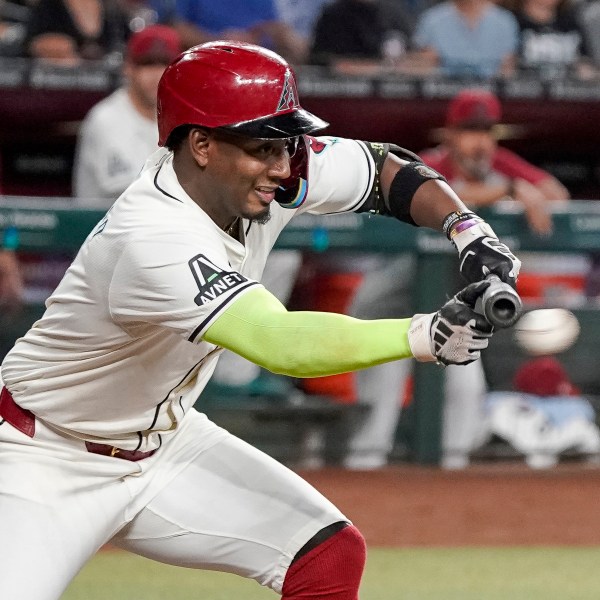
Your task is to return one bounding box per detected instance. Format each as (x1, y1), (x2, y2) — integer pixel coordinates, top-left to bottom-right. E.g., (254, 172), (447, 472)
(476, 274), (523, 329)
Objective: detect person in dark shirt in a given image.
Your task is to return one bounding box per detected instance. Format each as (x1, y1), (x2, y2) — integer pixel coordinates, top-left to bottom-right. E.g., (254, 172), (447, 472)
(507, 0), (596, 77)
(309, 0), (413, 66)
(25, 0), (129, 62)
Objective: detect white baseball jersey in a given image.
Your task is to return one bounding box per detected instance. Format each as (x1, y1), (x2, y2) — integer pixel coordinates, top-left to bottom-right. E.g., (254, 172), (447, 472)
(73, 88), (159, 201)
(1, 136), (377, 452)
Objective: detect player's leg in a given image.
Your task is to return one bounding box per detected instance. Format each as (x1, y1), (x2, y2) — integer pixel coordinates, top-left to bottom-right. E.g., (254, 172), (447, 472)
(344, 359), (410, 468)
(113, 433), (366, 598)
(344, 254), (415, 468)
(0, 421), (135, 600)
(280, 521), (366, 599)
(442, 360), (488, 468)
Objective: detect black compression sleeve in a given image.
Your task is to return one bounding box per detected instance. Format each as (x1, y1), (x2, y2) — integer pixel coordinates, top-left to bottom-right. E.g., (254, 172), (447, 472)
(387, 162), (447, 225)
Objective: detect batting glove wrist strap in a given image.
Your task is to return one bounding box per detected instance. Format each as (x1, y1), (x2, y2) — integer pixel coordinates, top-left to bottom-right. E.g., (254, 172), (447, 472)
(408, 313), (437, 362)
(452, 221), (497, 254)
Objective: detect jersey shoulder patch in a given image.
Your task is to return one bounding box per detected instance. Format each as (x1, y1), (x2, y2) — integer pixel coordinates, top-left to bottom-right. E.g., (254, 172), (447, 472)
(189, 254), (249, 306)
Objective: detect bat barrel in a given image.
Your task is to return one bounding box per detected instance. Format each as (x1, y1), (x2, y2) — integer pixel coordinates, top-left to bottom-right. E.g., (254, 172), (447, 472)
(479, 275), (523, 329)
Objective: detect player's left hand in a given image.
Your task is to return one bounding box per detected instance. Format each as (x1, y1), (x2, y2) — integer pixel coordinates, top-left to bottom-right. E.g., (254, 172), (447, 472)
(408, 280), (494, 366)
(452, 221), (521, 288)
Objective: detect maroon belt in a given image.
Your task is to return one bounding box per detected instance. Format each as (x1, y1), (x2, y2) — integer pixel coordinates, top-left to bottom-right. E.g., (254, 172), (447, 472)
(0, 386), (155, 462)
(0, 385), (35, 437)
(84, 441), (156, 461)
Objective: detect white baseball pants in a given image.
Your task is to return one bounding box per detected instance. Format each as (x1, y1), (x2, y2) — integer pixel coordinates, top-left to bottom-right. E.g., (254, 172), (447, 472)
(0, 410), (346, 600)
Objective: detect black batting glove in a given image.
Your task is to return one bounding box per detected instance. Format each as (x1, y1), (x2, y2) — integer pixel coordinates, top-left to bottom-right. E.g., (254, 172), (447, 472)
(452, 221), (521, 288)
(408, 280), (494, 366)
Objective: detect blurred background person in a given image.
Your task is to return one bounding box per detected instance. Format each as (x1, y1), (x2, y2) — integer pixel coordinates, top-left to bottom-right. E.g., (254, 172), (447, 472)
(0, 245), (23, 310)
(578, 0), (600, 68)
(344, 88), (571, 470)
(73, 24), (181, 201)
(155, 0), (307, 64)
(412, 0), (519, 78)
(0, 247), (24, 364)
(309, 0), (414, 69)
(0, 227), (24, 361)
(0, 0), (32, 57)
(504, 0), (597, 78)
(24, 0), (130, 63)
(274, 0), (330, 58)
(421, 88), (569, 236)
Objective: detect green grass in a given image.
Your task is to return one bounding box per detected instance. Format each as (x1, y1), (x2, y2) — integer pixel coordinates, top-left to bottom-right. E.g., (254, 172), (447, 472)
(62, 546), (600, 599)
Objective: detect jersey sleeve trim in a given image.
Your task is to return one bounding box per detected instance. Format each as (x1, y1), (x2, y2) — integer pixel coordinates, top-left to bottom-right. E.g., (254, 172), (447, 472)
(345, 140), (376, 213)
(188, 281), (261, 343)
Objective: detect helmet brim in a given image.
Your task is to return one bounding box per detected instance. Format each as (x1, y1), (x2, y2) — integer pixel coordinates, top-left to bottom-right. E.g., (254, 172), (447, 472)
(222, 108), (329, 139)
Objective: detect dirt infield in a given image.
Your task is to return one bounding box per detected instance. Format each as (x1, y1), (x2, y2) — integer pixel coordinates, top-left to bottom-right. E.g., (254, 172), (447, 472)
(300, 463), (600, 547)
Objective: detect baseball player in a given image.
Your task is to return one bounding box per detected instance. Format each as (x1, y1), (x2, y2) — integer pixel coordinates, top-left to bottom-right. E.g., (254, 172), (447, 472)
(0, 42), (520, 600)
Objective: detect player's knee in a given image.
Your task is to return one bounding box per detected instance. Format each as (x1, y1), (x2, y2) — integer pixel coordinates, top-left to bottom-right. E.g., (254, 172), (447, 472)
(282, 524), (366, 599)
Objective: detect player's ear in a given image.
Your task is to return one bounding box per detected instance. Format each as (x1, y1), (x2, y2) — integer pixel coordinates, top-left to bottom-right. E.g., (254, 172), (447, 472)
(188, 127), (210, 167)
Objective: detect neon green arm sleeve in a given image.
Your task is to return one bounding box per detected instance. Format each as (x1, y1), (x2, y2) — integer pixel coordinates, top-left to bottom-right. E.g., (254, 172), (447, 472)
(203, 286), (414, 378)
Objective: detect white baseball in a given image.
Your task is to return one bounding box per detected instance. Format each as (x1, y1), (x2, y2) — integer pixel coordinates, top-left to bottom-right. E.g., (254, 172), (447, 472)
(513, 308), (580, 356)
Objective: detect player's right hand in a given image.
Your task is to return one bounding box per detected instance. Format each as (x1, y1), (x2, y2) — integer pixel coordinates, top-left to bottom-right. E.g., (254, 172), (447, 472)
(452, 221), (521, 289)
(407, 280), (494, 365)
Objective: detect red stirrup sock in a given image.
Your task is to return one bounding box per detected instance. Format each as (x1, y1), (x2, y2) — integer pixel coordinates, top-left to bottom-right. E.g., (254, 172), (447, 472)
(281, 524), (366, 600)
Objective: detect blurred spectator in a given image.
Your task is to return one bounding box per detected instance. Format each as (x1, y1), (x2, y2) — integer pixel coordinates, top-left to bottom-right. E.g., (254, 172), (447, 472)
(421, 88), (569, 235)
(274, 0), (330, 49)
(344, 88), (570, 470)
(120, 0), (162, 32)
(309, 0), (413, 67)
(0, 225), (24, 355)
(578, 0), (600, 67)
(505, 0), (597, 78)
(412, 0), (519, 78)
(0, 0), (32, 57)
(0, 248), (23, 310)
(24, 0), (130, 63)
(0, 242), (24, 364)
(159, 0), (307, 64)
(73, 25), (181, 200)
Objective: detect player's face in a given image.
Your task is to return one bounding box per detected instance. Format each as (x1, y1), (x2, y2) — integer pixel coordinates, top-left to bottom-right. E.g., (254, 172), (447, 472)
(203, 130), (294, 225)
(447, 129), (498, 181)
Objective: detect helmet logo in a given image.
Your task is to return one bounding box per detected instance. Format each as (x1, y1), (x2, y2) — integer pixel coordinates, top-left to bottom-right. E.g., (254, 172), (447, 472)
(276, 71), (299, 112)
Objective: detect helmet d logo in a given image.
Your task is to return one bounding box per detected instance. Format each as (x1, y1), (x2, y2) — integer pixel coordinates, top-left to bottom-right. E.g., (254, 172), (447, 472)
(276, 71), (299, 112)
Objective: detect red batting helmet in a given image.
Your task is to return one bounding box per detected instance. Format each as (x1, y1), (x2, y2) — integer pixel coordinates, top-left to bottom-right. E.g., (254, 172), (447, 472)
(157, 41), (328, 146)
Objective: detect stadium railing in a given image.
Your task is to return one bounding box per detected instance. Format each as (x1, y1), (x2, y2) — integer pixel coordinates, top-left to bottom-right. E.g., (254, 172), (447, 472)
(1, 197), (600, 464)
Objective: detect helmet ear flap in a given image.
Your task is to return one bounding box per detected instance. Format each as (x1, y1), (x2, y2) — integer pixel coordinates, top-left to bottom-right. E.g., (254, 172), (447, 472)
(275, 135), (310, 208)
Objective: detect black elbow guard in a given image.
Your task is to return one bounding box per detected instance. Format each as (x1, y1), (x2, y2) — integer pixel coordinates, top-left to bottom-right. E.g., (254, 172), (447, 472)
(388, 162), (447, 225)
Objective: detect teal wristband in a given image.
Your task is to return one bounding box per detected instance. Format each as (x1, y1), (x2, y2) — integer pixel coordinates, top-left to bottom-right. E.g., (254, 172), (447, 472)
(3, 226), (19, 250)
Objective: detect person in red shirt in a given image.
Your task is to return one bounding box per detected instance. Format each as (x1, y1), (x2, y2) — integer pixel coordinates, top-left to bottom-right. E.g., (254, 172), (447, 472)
(420, 88), (569, 235)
